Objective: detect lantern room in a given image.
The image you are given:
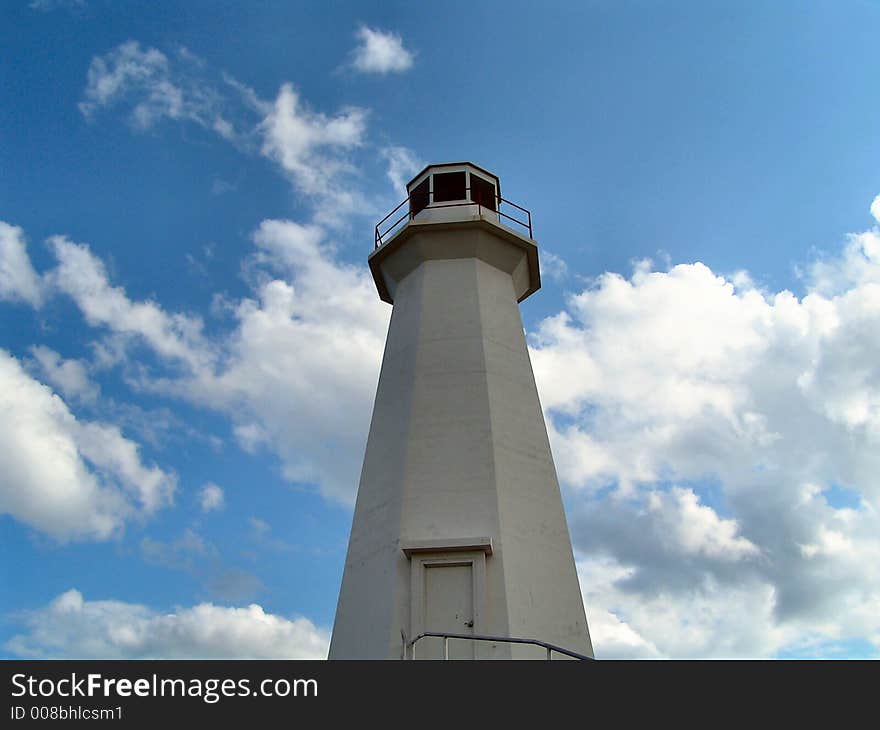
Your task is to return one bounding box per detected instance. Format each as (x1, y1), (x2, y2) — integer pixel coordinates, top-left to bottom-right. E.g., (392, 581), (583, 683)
(374, 161), (534, 250)
(406, 162), (501, 217)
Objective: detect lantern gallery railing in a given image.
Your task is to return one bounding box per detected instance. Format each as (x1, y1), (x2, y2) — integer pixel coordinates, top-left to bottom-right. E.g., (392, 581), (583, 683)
(374, 188), (533, 249)
(407, 631), (593, 660)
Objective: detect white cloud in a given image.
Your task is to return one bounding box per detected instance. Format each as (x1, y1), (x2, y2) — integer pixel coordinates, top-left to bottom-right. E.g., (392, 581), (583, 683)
(258, 83), (368, 223)
(0, 221), (44, 307)
(158, 219), (389, 502)
(540, 250), (569, 283)
(199, 482), (225, 512)
(578, 557), (795, 658)
(871, 194), (880, 225)
(530, 209), (880, 657)
(29, 345), (100, 403)
(79, 42), (238, 139)
(80, 41), (172, 124)
(80, 43), (375, 227)
(6, 589), (328, 659)
(0, 349), (175, 540)
(380, 145), (422, 197)
(350, 26), (414, 74)
(648, 487), (760, 561)
(75, 420), (174, 513)
(807, 227), (880, 296)
(533, 261), (818, 491)
(47, 235), (214, 371)
(1, 217), (388, 504)
(259, 84), (366, 177)
(233, 422), (268, 453)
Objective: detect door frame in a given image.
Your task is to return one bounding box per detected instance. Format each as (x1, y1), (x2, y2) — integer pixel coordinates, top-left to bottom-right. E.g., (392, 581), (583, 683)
(406, 548), (488, 658)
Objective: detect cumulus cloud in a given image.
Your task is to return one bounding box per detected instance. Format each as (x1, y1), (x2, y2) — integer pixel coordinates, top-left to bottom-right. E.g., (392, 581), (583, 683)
(258, 83), (368, 222)
(0, 221), (44, 306)
(806, 225), (880, 297)
(0, 349), (175, 540)
(158, 219), (389, 502)
(583, 486), (760, 567)
(6, 589), (328, 659)
(350, 26), (414, 74)
(199, 482), (225, 512)
(578, 557), (794, 659)
(8, 218), (387, 504)
(530, 215), (880, 657)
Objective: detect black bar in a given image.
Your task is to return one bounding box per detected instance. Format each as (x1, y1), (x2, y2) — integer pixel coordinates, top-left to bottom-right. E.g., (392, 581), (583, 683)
(1, 659), (869, 724)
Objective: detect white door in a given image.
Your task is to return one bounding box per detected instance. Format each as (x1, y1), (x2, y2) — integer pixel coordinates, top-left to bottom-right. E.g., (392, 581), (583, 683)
(422, 562), (475, 659)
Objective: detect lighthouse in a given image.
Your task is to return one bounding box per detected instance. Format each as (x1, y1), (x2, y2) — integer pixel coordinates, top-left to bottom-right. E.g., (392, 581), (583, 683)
(329, 163), (592, 659)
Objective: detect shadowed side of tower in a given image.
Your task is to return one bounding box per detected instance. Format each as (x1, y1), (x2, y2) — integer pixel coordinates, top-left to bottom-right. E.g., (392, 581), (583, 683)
(329, 163), (592, 659)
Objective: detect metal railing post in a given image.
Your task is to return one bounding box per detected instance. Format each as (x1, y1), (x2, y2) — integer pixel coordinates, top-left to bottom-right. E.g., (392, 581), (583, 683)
(444, 637), (449, 660)
(546, 646), (552, 660)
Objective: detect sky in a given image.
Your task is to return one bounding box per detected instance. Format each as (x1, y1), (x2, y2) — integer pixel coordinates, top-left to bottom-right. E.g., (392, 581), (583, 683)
(2, 0), (880, 659)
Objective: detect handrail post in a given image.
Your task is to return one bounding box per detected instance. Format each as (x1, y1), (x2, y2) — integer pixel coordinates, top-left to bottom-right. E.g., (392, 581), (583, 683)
(444, 636), (449, 660)
(546, 646), (552, 660)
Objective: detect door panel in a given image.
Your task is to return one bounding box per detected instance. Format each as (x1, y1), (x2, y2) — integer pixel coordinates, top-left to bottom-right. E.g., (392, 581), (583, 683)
(422, 563), (474, 659)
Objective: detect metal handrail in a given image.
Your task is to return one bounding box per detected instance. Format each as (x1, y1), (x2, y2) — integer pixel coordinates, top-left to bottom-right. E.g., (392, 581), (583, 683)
(374, 188), (533, 249)
(408, 631), (593, 660)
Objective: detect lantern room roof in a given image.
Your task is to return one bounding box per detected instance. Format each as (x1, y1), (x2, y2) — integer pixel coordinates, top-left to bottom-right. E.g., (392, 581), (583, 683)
(406, 162), (501, 196)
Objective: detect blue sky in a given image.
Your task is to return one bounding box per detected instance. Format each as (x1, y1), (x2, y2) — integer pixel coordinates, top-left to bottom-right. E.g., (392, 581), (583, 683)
(2, 0), (880, 658)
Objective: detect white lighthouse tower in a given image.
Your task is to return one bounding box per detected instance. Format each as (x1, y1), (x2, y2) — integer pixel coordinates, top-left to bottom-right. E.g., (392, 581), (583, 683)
(330, 163), (592, 659)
